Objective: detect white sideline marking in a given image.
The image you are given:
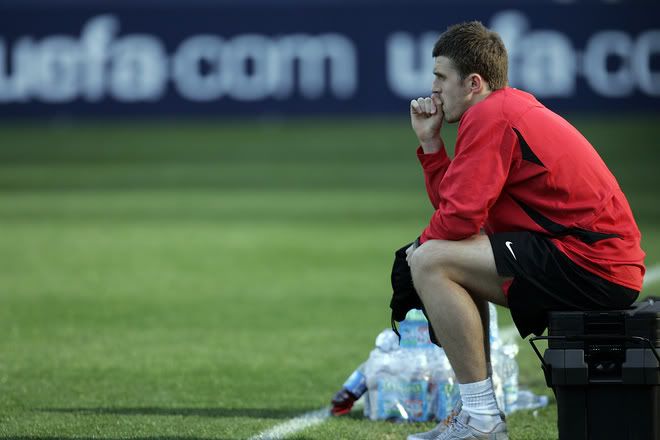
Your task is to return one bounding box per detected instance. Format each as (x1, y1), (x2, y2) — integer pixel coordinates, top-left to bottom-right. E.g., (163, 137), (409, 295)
(248, 407), (331, 440)
(644, 264), (660, 287)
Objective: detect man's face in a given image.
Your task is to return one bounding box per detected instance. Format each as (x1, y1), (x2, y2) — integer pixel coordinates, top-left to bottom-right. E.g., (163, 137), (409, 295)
(432, 56), (471, 123)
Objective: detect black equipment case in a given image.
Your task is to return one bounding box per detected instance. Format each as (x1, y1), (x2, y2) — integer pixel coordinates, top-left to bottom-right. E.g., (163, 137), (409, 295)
(529, 296), (660, 440)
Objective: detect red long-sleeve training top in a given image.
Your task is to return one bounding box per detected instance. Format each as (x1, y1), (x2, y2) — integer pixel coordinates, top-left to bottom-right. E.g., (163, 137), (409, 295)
(417, 87), (645, 291)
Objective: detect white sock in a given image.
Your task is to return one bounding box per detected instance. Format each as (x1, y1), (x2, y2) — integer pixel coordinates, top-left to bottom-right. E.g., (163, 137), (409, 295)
(458, 378), (501, 429)
(453, 364), (491, 408)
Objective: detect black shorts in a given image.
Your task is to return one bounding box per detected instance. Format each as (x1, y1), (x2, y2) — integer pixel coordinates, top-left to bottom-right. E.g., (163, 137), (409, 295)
(488, 231), (639, 338)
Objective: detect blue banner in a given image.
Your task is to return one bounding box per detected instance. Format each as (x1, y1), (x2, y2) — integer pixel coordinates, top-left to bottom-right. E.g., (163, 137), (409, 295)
(1, 2), (659, 117)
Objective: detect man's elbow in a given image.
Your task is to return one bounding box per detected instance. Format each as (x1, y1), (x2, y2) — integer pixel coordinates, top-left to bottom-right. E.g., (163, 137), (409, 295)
(422, 219), (481, 242)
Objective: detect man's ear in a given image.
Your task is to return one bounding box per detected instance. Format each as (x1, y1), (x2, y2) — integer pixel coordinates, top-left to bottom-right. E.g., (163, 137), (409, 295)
(467, 73), (487, 94)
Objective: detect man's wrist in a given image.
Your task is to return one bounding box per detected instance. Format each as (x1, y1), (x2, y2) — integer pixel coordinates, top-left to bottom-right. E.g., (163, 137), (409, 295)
(419, 139), (443, 154)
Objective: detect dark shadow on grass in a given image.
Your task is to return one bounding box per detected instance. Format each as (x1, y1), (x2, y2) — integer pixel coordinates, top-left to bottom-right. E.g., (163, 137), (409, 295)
(343, 410), (366, 421)
(5, 433), (318, 440)
(0, 437), (234, 440)
(38, 406), (317, 419)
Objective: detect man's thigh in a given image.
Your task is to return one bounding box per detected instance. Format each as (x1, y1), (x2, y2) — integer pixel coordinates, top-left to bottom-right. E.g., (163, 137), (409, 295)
(412, 235), (510, 306)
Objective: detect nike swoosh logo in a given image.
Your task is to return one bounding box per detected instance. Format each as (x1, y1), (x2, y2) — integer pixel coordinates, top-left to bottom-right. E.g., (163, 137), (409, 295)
(505, 241), (517, 260)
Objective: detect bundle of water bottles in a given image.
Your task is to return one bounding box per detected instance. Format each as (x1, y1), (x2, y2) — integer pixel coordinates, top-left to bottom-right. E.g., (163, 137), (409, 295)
(331, 304), (548, 421)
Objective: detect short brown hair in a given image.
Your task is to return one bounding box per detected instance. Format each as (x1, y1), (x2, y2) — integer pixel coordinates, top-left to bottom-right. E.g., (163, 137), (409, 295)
(432, 21), (508, 90)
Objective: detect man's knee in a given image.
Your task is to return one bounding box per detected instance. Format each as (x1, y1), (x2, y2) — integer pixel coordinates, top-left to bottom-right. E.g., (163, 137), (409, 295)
(409, 240), (452, 286)
(410, 236), (508, 306)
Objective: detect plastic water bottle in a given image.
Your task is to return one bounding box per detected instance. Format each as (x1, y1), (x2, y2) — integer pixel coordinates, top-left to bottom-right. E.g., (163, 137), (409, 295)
(489, 302), (500, 351)
(500, 344), (520, 413)
(396, 348), (434, 422)
(398, 309), (434, 349)
(330, 363), (367, 416)
(375, 327), (400, 352)
(509, 389), (549, 412)
(431, 347), (460, 420)
(364, 311), (437, 422)
(488, 302), (506, 411)
(364, 329), (405, 421)
(332, 329), (400, 417)
(398, 310), (436, 422)
(491, 360), (505, 412)
(492, 342), (520, 413)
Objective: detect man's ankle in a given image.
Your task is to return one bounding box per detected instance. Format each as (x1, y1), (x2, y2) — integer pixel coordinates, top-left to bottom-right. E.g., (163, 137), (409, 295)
(458, 377), (501, 418)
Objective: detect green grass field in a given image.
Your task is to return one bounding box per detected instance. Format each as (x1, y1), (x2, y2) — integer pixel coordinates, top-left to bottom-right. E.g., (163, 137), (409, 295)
(0, 116), (658, 440)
